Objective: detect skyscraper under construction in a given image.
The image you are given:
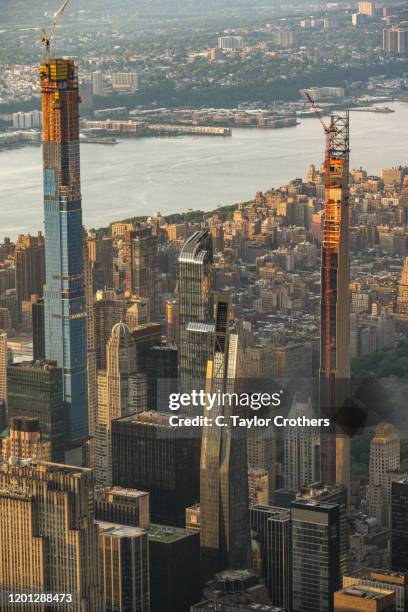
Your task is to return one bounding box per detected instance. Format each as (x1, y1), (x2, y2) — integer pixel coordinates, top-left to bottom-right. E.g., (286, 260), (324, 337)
(319, 111), (350, 488)
(40, 58), (88, 443)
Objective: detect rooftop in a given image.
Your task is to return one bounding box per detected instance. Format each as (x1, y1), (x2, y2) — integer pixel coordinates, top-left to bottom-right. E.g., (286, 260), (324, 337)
(97, 521), (146, 538)
(337, 585), (395, 601)
(148, 523), (198, 543)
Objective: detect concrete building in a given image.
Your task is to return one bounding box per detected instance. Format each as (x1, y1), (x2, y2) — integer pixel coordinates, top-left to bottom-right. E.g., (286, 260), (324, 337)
(218, 36), (244, 51)
(283, 396), (320, 492)
(92, 70), (104, 95)
(14, 233), (45, 319)
(0, 331), (7, 410)
(95, 487), (150, 528)
(334, 585), (396, 611)
(0, 461), (102, 611)
(343, 569), (408, 612)
(383, 28), (408, 56)
(358, 1), (375, 16)
(367, 424), (400, 527)
(112, 72), (138, 91)
(397, 257), (408, 322)
(94, 289), (128, 370)
(2, 416), (51, 462)
(95, 322), (137, 487)
(124, 227), (158, 319)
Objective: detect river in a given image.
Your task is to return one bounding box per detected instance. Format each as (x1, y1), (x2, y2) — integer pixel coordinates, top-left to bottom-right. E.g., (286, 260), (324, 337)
(1, 101), (408, 237)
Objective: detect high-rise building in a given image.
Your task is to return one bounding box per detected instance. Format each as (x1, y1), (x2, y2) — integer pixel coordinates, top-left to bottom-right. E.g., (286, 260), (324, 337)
(334, 586), (396, 611)
(178, 230), (214, 391)
(248, 429), (276, 504)
(200, 295), (251, 578)
(128, 372), (148, 414)
(83, 231), (97, 460)
(358, 1), (375, 16)
(40, 58), (88, 442)
(2, 416), (51, 462)
(283, 396), (320, 493)
(98, 521), (149, 611)
(165, 298), (179, 345)
(131, 322), (162, 372)
(250, 505), (292, 610)
(96, 322), (137, 487)
(126, 297), (150, 328)
(367, 423), (400, 527)
(391, 478), (408, 571)
(92, 70), (103, 95)
(124, 227), (158, 319)
(95, 487), (150, 528)
(397, 257), (408, 322)
(112, 72), (139, 91)
(383, 28), (408, 56)
(148, 523), (201, 612)
(111, 411), (200, 526)
(0, 461), (102, 610)
(218, 36), (244, 51)
(145, 344), (178, 410)
(0, 331), (7, 409)
(319, 111), (350, 489)
(297, 482), (349, 577)
(94, 289), (128, 370)
(7, 360), (65, 462)
(271, 30), (295, 47)
(14, 233), (45, 318)
(32, 295), (45, 360)
(87, 233), (113, 291)
(291, 499), (341, 612)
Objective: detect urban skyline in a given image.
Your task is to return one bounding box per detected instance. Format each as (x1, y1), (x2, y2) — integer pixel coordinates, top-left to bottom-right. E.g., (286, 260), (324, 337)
(1, 2), (408, 611)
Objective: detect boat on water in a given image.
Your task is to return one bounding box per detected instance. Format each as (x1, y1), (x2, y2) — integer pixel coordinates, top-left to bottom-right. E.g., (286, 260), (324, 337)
(372, 107), (395, 113)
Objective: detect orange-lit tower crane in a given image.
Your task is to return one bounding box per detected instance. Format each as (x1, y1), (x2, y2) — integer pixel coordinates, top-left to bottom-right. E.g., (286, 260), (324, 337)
(305, 93), (351, 490)
(40, 0), (70, 61)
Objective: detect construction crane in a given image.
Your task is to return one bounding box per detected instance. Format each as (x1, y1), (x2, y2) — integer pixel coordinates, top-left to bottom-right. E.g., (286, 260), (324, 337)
(40, 0), (70, 61)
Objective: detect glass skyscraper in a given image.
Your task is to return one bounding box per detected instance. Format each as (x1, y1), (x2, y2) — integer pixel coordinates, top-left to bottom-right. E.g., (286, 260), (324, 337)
(178, 230), (214, 392)
(40, 58), (88, 442)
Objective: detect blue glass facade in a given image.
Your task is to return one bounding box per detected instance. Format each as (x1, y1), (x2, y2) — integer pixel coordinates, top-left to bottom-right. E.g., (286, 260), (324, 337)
(41, 59), (88, 442)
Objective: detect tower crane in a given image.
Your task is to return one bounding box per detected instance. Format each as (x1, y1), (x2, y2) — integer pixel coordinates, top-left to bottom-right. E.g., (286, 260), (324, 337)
(40, 0), (70, 61)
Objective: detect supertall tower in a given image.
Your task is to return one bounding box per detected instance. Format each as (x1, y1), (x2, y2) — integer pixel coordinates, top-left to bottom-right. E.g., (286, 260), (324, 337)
(200, 294), (251, 579)
(305, 94), (351, 489)
(40, 58), (88, 443)
(319, 110), (350, 488)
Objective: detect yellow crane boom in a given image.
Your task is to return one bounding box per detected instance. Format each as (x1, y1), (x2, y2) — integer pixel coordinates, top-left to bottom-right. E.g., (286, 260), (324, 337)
(41, 0), (70, 60)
